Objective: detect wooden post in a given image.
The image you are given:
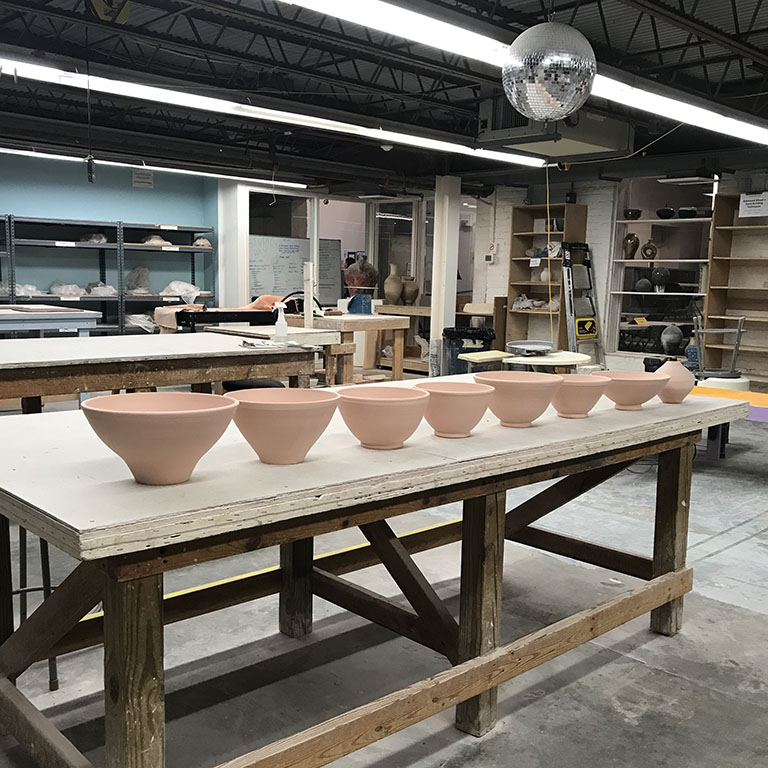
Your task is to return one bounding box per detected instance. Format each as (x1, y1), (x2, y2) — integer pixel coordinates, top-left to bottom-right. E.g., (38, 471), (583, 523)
(279, 539), (314, 638)
(104, 574), (165, 768)
(21, 396), (42, 414)
(650, 444), (694, 635)
(391, 329), (405, 381)
(338, 331), (355, 384)
(455, 492), (505, 736)
(0, 516), (13, 644)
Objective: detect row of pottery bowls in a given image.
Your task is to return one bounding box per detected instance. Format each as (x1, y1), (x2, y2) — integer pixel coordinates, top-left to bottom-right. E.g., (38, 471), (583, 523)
(81, 363), (693, 485)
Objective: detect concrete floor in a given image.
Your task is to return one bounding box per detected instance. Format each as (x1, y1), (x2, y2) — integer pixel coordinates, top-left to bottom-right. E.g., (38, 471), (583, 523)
(1, 400), (767, 768)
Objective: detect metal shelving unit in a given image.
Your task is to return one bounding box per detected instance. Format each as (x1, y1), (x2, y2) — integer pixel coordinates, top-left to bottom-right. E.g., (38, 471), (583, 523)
(0, 215), (216, 335)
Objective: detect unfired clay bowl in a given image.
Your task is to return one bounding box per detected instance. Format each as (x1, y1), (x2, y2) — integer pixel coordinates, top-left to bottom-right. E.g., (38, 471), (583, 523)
(473, 371), (563, 427)
(597, 370), (670, 410)
(413, 380), (493, 438)
(338, 385), (429, 449)
(228, 388), (339, 464)
(81, 392), (237, 485)
(551, 374), (610, 419)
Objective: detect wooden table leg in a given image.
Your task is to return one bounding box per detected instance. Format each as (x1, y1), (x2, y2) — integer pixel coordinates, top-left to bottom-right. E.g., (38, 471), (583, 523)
(339, 331), (355, 384)
(191, 382), (213, 394)
(650, 444), (694, 636)
(391, 329), (405, 381)
(21, 396), (42, 414)
(288, 373), (312, 388)
(455, 492), (505, 737)
(279, 539), (314, 638)
(324, 349), (337, 388)
(104, 573), (165, 768)
(0, 516), (13, 644)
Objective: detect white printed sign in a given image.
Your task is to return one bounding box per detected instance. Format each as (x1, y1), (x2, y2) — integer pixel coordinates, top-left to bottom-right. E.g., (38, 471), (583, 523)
(132, 169), (154, 189)
(738, 192), (768, 218)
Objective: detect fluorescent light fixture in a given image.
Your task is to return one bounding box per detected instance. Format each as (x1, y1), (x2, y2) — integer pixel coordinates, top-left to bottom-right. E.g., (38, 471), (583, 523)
(279, 0), (768, 147)
(0, 56), (544, 168)
(0, 146), (309, 188)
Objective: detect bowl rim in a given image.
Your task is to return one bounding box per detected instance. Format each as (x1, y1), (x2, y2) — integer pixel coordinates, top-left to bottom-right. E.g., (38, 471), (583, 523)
(227, 389), (339, 405)
(558, 374), (611, 385)
(413, 381), (494, 394)
(337, 385), (429, 402)
(81, 391), (237, 416)
(474, 371), (564, 384)
(597, 370), (670, 383)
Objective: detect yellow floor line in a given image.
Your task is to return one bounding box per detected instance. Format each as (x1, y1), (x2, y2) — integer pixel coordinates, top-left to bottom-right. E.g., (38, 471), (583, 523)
(76, 517), (463, 624)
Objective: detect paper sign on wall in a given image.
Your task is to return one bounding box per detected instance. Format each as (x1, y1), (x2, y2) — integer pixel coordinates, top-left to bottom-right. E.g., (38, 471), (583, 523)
(738, 191), (768, 218)
(132, 169), (154, 189)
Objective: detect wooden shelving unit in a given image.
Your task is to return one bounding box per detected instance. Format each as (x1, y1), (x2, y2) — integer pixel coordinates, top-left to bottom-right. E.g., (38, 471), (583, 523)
(506, 203), (587, 348)
(704, 194), (768, 390)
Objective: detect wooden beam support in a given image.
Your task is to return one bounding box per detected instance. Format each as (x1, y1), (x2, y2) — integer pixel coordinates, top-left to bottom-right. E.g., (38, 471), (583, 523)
(215, 569), (692, 768)
(103, 433), (698, 582)
(104, 574), (165, 768)
(509, 527), (653, 581)
(0, 678), (94, 768)
(0, 563), (102, 680)
(0, 516), (13, 645)
(312, 569), (446, 656)
(455, 492), (505, 737)
(360, 520), (459, 661)
(651, 444), (694, 635)
(506, 460), (635, 536)
(279, 539), (314, 639)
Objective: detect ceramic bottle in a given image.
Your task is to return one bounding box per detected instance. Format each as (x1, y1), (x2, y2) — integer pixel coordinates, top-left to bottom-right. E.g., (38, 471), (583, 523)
(657, 360), (695, 403)
(384, 263), (403, 304)
(402, 276), (419, 305)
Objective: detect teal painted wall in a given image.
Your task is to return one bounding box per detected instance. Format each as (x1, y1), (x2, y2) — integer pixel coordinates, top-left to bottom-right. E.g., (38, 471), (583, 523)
(0, 155), (218, 296)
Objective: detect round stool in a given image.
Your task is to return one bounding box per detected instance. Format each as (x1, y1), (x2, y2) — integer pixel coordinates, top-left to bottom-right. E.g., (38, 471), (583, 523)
(222, 378), (285, 392)
(699, 376), (751, 391)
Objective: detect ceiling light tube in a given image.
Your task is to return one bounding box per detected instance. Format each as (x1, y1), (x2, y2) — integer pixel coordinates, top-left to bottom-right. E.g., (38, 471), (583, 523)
(279, 0), (768, 147)
(0, 56), (544, 168)
(0, 146), (309, 188)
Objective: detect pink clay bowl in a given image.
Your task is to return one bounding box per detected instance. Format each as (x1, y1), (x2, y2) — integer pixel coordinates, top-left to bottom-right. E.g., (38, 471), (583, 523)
(413, 380), (494, 438)
(337, 385), (429, 449)
(81, 391), (237, 485)
(551, 374), (610, 419)
(473, 370), (563, 427)
(596, 370), (670, 410)
(227, 388), (339, 464)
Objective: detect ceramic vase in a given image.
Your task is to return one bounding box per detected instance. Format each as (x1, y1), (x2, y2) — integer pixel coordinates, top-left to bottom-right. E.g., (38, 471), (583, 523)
(623, 232), (640, 259)
(344, 254), (378, 296)
(641, 239), (658, 260)
(656, 360), (695, 403)
(384, 263), (403, 305)
(402, 276), (420, 305)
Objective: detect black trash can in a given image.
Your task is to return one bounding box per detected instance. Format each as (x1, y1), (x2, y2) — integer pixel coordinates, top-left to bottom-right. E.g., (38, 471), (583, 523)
(442, 327), (496, 374)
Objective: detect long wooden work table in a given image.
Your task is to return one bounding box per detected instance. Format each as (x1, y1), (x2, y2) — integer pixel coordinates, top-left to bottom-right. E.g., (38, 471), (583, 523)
(0, 334), (316, 412)
(0, 378), (747, 768)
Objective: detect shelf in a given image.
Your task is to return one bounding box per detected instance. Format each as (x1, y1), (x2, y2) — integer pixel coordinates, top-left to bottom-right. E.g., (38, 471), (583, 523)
(124, 244), (213, 253)
(510, 281), (561, 287)
(376, 305), (430, 317)
(1, 292), (213, 302)
(512, 232), (564, 237)
(615, 218), (712, 225)
(715, 225), (768, 231)
(613, 259), (708, 264)
(713, 257), (768, 263)
(378, 356), (429, 373)
(12, 216), (118, 228)
(510, 257), (561, 262)
(710, 285), (768, 291)
(509, 309), (559, 315)
(125, 292), (214, 301)
(13, 239), (119, 249)
(620, 321), (688, 328)
(123, 222), (214, 233)
(708, 315), (768, 323)
(705, 344), (768, 354)
(611, 291), (705, 297)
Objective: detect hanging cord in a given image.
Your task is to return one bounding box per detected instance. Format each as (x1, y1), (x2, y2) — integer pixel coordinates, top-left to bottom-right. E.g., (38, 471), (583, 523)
(545, 163), (554, 344)
(85, 55), (95, 183)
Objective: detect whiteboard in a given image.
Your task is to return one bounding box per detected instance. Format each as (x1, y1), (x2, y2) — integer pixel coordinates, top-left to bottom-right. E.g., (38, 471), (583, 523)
(249, 236), (343, 306)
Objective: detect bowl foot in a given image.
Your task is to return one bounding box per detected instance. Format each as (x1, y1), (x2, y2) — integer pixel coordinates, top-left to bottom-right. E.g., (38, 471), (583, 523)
(434, 431), (470, 439)
(556, 413), (588, 419)
(132, 471), (193, 485)
(500, 421), (533, 428)
(615, 404), (643, 411)
(361, 442), (404, 450)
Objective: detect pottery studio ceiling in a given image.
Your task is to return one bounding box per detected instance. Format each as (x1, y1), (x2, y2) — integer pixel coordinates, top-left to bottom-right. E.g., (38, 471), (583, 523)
(1, 0), (768, 192)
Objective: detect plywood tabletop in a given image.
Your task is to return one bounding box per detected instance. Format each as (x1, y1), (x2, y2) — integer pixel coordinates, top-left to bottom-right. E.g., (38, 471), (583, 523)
(286, 314), (410, 331)
(0, 375), (747, 560)
(0, 332), (311, 369)
(205, 325), (341, 346)
(0, 307), (101, 321)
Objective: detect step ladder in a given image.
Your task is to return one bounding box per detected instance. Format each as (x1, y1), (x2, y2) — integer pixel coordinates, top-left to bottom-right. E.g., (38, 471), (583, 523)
(559, 241), (606, 368)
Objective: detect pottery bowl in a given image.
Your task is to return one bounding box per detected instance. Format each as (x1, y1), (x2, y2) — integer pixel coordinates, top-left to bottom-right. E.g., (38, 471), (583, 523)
(623, 208), (642, 220)
(413, 380), (494, 438)
(338, 385), (429, 449)
(551, 374), (611, 419)
(81, 392), (237, 485)
(228, 388), (339, 464)
(473, 371), (563, 427)
(596, 370), (670, 410)
(677, 207), (698, 219)
(656, 207), (676, 219)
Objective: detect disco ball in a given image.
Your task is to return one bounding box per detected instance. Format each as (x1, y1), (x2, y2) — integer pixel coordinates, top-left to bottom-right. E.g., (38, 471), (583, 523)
(502, 22), (597, 122)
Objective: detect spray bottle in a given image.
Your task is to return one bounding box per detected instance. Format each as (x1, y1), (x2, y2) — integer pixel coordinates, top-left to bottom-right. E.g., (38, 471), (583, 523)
(274, 301), (288, 342)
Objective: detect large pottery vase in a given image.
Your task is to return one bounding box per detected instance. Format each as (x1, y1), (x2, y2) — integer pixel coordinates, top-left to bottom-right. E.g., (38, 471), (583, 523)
(344, 254), (378, 297)
(623, 232), (640, 259)
(384, 263), (403, 305)
(402, 276), (420, 305)
(656, 360), (695, 403)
